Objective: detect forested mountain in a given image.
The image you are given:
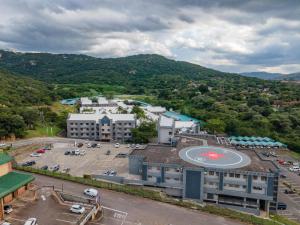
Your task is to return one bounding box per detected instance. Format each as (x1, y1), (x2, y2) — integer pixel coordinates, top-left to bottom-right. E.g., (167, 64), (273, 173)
(0, 69), (54, 107)
(0, 49), (299, 151)
(0, 69), (63, 138)
(241, 71), (300, 81)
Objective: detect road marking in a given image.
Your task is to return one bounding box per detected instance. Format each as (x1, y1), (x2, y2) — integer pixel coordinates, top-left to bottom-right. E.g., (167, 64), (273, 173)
(56, 218), (76, 224)
(102, 206), (128, 225)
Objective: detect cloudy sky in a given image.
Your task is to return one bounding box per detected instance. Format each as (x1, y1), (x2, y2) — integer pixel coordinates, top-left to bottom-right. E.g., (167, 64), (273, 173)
(0, 0), (300, 73)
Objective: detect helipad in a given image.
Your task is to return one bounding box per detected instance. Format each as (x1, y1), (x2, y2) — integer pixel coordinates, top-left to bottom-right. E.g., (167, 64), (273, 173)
(179, 146), (251, 169)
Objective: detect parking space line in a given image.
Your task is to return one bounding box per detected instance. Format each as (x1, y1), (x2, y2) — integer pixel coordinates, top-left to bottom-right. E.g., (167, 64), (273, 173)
(7, 217), (26, 222)
(56, 218), (77, 224)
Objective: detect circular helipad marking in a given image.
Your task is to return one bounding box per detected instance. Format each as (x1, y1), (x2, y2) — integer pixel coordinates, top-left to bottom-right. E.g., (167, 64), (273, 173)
(179, 146), (251, 169)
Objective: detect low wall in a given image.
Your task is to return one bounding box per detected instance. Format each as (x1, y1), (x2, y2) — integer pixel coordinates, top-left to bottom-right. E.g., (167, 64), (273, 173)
(218, 203), (260, 216)
(92, 175), (124, 184)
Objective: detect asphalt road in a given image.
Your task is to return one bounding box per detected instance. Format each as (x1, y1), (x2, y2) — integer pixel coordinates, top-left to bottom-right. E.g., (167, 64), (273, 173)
(31, 173), (242, 225)
(8, 137), (80, 148)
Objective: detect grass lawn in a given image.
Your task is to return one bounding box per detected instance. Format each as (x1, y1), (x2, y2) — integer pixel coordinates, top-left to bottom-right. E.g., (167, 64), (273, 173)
(25, 125), (61, 138)
(50, 101), (76, 114)
(288, 151), (300, 160)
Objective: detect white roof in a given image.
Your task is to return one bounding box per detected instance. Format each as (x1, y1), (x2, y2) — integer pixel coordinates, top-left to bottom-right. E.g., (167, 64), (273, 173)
(175, 121), (196, 129)
(80, 97), (92, 105)
(145, 106), (166, 113)
(68, 113), (135, 122)
(97, 97), (109, 104)
(159, 116), (174, 127)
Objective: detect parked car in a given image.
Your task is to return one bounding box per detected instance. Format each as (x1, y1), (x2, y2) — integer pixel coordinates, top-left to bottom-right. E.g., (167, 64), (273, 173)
(36, 149), (46, 154)
(64, 150), (71, 155)
(114, 143), (120, 148)
(24, 218), (37, 225)
(278, 160), (287, 165)
(97, 143), (101, 148)
(80, 150), (86, 156)
(1, 222), (11, 225)
(135, 144), (141, 149)
(277, 202), (287, 210)
(126, 144), (130, 148)
(284, 189), (296, 194)
(269, 152), (278, 157)
(91, 143), (97, 148)
(44, 145), (51, 150)
(87, 143), (92, 148)
(30, 153), (41, 157)
(21, 161), (36, 167)
(62, 168), (70, 174)
(0, 143), (7, 148)
(289, 166), (300, 172)
(50, 164), (60, 172)
(75, 149), (80, 155)
(116, 153), (128, 158)
(70, 204), (85, 214)
(84, 188), (98, 197)
(77, 143), (83, 148)
(4, 205), (13, 214)
(106, 150), (111, 155)
(262, 152), (270, 157)
(104, 170), (117, 176)
(40, 165), (48, 170)
(280, 174), (287, 178)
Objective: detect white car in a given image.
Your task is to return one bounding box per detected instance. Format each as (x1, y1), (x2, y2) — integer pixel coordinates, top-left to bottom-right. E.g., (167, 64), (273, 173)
(80, 150), (86, 156)
(30, 153), (41, 157)
(87, 143), (92, 148)
(0, 143), (6, 148)
(70, 204), (85, 214)
(115, 143), (120, 148)
(84, 188), (98, 197)
(289, 166), (300, 172)
(97, 143), (101, 148)
(1, 222), (11, 225)
(24, 218), (37, 225)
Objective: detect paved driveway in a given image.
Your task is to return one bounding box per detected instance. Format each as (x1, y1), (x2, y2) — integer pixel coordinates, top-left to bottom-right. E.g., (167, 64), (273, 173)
(30, 173), (243, 225)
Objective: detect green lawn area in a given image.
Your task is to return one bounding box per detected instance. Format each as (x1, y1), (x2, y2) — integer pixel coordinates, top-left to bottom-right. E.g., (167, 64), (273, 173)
(288, 151), (300, 160)
(25, 125), (61, 138)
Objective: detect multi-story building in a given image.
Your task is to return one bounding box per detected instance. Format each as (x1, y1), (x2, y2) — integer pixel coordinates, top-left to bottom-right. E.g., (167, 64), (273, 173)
(80, 97), (118, 107)
(158, 115), (200, 144)
(0, 153), (34, 220)
(129, 137), (279, 215)
(67, 113), (136, 142)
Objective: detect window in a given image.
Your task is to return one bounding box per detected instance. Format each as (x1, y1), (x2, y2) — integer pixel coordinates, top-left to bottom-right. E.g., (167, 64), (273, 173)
(91, 133), (94, 136)
(86, 128), (89, 130)
(242, 185), (247, 189)
(216, 172), (219, 176)
(91, 123), (94, 126)
(80, 128), (83, 131)
(209, 171), (214, 176)
(156, 167), (161, 171)
(174, 178), (179, 181)
(80, 123), (83, 125)
(165, 167), (169, 171)
(71, 128), (74, 131)
(166, 177), (170, 180)
(147, 175), (153, 178)
(261, 176), (267, 181)
(253, 175), (258, 180)
(148, 166), (152, 170)
(229, 173), (234, 178)
(235, 174), (240, 178)
(129, 123), (131, 125)
(86, 123), (89, 125)
(70, 123), (73, 125)
(91, 128), (94, 131)
(224, 173), (227, 177)
(243, 175), (247, 179)
(71, 133), (74, 135)
(253, 186), (262, 190)
(207, 193), (214, 199)
(168, 132), (172, 135)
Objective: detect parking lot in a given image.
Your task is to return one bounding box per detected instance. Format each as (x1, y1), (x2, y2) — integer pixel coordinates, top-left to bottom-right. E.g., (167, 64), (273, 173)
(15, 142), (134, 177)
(4, 187), (93, 225)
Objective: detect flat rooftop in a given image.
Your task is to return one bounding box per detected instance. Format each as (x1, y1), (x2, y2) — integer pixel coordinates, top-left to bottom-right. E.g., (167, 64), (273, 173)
(130, 137), (278, 173)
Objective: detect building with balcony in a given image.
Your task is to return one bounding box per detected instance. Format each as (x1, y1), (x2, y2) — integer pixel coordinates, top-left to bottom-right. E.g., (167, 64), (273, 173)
(129, 137), (279, 215)
(67, 113), (136, 142)
(0, 153), (34, 220)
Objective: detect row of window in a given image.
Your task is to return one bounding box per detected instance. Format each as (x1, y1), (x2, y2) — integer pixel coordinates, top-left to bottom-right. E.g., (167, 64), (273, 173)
(147, 175), (180, 181)
(148, 166), (181, 172)
(71, 128), (95, 131)
(70, 122), (95, 126)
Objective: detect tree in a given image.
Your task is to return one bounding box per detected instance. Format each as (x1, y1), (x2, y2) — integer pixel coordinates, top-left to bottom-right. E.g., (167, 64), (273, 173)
(131, 106), (146, 119)
(205, 119), (225, 134)
(131, 122), (157, 143)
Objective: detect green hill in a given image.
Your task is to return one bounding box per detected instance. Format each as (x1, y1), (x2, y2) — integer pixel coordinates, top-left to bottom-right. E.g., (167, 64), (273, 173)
(0, 50), (299, 151)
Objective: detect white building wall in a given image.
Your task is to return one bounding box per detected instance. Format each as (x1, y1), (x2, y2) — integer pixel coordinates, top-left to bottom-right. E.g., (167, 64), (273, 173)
(159, 127), (173, 144)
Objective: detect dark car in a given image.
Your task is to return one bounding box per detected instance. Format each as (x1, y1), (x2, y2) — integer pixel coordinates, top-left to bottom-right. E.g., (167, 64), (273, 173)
(277, 202), (287, 210)
(4, 205), (13, 214)
(64, 150), (71, 155)
(21, 160), (36, 166)
(284, 189), (296, 194)
(280, 174), (287, 178)
(91, 143), (97, 148)
(40, 165), (48, 170)
(116, 153), (128, 158)
(106, 150), (111, 155)
(262, 152), (270, 157)
(77, 143), (83, 148)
